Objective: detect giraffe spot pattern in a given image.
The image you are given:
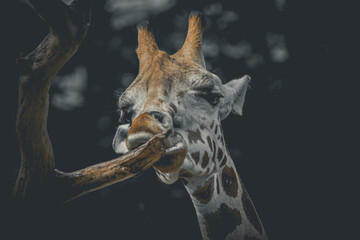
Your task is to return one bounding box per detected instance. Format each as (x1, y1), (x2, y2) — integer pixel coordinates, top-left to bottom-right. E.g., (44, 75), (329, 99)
(201, 151), (210, 168)
(168, 108), (175, 118)
(203, 204), (242, 240)
(216, 177), (220, 195)
(169, 102), (178, 113)
(191, 151), (200, 164)
(210, 120), (215, 129)
(241, 182), (263, 235)
(207, 136), (213, 152)
(187, 128), (205, 144)
(192, 176), (214, 204)
(219, 155), (227, 167)
(217, 147), (223, 161)
(177, 91), (184, 98)
(211, 140), (217, 163)
(221, 166), (238, 198)
(212, 164), (216, 173)
(214, 125), (218, 135)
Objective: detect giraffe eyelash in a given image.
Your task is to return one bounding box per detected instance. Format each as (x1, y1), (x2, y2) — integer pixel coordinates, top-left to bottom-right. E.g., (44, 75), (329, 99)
(197, 92), (224, 106)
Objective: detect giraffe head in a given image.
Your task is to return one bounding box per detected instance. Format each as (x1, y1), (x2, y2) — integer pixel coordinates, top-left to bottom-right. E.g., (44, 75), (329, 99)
(113, 12), (250, 184)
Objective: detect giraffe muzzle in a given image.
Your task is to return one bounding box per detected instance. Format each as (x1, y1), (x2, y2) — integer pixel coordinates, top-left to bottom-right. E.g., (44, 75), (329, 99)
(126, 112), (165, 150)
(126, 112), (187, 160)
(125, 112), (187, 173)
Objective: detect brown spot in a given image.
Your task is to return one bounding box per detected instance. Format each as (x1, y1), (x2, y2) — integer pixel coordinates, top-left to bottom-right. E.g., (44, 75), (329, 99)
(207, 136), (213, 152)
(221, 166), (238, 198)
(242, 187), (263, 234)
(205, 168), (210, 175)
(217, 147), (223, 161)
(219, 155), (227, 167)
(168, 109), (175, 119)
(191, 151), (200, 164)
(210, 120), (215, 129)
(216, 177), (220, 194)
(201, 151), (210, 168)
(211, 140), (217, 163)
(203, 204), (242, 240)
(192, 176), (214, 204)
(170, 102), (178, 113)
(177, 91), (184, 98)
(187, 128), (205, 144)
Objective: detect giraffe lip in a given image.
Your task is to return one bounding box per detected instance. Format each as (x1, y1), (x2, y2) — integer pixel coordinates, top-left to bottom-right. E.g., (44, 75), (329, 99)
(165, 141), (185, 154)
(164, 133), (186, 155)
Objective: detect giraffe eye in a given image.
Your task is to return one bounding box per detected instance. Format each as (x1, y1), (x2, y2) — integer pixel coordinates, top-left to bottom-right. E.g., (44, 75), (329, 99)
(199, 92), (224, 106)
(119, 109), (133, 124)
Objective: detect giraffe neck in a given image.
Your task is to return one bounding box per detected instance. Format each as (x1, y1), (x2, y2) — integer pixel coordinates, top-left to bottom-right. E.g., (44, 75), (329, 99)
(183, 152), (267, 240)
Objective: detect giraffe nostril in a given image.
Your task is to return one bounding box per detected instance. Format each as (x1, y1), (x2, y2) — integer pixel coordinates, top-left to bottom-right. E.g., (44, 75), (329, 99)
(150, 111), (166, 124)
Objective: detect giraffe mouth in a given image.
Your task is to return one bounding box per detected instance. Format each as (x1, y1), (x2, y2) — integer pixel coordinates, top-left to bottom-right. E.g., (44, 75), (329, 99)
(165, 141), (185, 155)
(164, 132), (186, 155)
(153, 132), (187, 173)
(123, 129), (187, 173)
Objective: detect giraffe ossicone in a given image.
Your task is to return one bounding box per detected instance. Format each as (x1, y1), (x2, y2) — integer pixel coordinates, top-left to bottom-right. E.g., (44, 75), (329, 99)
(113, 11), (267, 240)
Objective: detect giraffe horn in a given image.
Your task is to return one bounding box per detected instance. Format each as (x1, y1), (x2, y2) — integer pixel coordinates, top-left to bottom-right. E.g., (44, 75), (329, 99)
(136, 24), (159, 71)
(174, 11), (206, 68)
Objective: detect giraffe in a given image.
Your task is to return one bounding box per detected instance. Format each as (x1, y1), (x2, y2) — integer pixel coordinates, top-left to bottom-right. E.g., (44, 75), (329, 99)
(112, 12), (267, 240)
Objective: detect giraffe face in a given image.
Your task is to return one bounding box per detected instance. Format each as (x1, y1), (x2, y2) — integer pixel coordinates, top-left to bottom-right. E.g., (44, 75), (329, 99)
(112, 13), (250, 184)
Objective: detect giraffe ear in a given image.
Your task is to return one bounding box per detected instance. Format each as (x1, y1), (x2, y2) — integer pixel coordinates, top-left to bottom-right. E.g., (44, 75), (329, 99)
(219, 75), (251, 120)
(136, 24), (159, 71)
(173, 11), (206, 68)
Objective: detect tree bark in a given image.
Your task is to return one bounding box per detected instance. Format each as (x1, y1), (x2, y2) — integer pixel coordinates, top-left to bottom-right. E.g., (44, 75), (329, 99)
(13, 0), (166, 203)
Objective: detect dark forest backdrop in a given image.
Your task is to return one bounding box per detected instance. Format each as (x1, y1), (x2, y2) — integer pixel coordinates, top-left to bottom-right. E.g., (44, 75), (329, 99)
(3, 0), (356, 240)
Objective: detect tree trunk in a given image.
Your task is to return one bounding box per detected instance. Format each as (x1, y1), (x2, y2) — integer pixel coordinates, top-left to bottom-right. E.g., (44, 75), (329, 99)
(13, 0), (166, 204)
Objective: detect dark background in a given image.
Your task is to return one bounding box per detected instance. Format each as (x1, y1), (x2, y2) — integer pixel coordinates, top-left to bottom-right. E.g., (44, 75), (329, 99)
(3, 0), (356, 239)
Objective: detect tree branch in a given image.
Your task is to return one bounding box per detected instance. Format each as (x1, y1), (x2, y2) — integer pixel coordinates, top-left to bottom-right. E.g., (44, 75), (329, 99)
(54, 134), (166, 202)
(14, 0), (165, 203)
